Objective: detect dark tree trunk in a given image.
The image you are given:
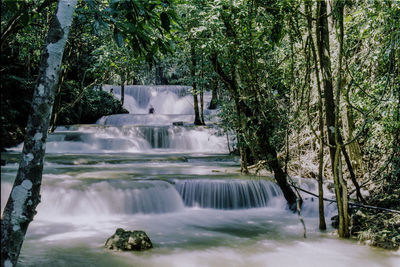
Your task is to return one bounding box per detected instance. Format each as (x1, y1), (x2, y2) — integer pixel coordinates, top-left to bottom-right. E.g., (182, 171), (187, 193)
(199, 55), (205, 124)
(210, 53), (297, 211)
(155, 62), (168, 85)
(191, 43), (203, 125)
(263, 136), (297, 210)
(1, 1), (77, 266)
(120, 73), (125, 106)
(316, 0), (336, 167)
(208, 78), (219, 109)
(305, 0), (326, 230)
(200, 86), (205, 124)
(316, 0), (349, 237)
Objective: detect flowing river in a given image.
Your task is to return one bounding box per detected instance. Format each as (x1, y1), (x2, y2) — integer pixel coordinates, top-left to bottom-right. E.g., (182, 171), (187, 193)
(1, 86), (399, 266)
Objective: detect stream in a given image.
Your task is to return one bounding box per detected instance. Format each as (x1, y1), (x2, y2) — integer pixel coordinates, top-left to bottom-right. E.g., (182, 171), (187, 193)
(1, 85), (399, 267)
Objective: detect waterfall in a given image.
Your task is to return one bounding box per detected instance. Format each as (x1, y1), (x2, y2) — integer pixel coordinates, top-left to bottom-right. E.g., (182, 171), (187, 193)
(102, 85), (200, 115)
(25, 124), (227, 153)
(175, 179), (283, 209)
(35, 180), (185, 217)
(8, 85), (223, 153)
(6, 85), (228, 154)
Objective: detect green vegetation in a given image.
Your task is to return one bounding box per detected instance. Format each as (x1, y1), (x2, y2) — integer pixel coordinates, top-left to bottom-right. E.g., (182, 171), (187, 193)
(1, 0), (399, 252)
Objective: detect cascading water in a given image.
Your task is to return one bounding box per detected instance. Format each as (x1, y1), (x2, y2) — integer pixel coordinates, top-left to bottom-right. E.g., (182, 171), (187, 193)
(2, 85), (397, 267)
(175, 179), (283, 209)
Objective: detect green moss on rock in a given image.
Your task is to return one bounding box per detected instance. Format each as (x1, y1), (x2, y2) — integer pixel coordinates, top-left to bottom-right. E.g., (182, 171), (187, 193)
(105, 228), (153, 251)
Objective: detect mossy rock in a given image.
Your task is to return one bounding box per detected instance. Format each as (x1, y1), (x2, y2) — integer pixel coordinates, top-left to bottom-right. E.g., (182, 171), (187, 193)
(105, 228), (153, 251)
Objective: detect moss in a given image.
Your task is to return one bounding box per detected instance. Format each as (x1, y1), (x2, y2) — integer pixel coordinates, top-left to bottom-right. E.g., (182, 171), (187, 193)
(105, 228), (153, 251)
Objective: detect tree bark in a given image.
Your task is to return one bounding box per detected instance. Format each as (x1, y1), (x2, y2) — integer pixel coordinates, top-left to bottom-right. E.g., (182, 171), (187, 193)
(1, 1), (77, 266)
(316, 0), (336, 167)
(305, 0), (326, 230)
(316, 0), (350, 237)
(208, 78), (218, 109)
(120, 72), (125, 106)
(334, 1), (350, 237)
(191, 43), (203, 125)
(200, 55), (205, 124)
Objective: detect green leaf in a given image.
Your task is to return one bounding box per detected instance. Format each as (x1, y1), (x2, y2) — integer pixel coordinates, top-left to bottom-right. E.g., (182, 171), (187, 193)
(113, 29), (124, 47)
(160, 12), (170, 32)
(21, 10), (30, 25)
(4, 0), (19, 12)
(84, 0), (96, 9)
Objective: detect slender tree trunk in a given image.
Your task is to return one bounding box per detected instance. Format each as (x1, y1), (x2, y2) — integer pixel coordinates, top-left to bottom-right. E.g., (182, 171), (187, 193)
(208, 78), (218, 109)
(342, 103), (363, 171)
(316, 0), (350, 237)
(1, 1), (77, 266)
(120, 72), (125, 106)
(305, 0), (326, 230)
(200, 55), (205, 124)
(234, 101), (248, 174)
(334, 1), (350, 237)
(316, 0), (335, 167)
(191, 43), (202, 125)
(200, 87), (205, 124)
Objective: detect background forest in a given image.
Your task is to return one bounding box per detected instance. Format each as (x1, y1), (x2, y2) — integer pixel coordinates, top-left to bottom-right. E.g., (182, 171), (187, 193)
(1, 0), (399, 253)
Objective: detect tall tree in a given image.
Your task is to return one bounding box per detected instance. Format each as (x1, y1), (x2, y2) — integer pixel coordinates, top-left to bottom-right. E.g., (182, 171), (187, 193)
(305, 0), (326, 230)
(1, 1), (77, 266)
(191, 42), (203, 125)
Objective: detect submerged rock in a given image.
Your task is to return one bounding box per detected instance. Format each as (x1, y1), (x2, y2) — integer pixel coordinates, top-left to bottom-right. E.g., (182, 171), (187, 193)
(105, 228), (153, 251)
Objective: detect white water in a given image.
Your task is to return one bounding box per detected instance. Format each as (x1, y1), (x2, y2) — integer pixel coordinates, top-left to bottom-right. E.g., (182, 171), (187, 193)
(1, 85), (399, 266)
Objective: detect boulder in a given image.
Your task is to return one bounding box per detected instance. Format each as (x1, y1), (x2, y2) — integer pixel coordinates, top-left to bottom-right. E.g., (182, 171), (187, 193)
(105, 228), (153, 251)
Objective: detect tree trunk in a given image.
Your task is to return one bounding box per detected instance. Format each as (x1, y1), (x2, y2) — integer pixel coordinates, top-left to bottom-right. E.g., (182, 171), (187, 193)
(199, 55), (205, 124)
(265, 138), (297, 211)
(316, 0), (350, 237)
(191, 43), (202, 125)
(1, 1), (77, 266)
(155, 62), (168, 85)
(210, 52), (297, 211)
(305, 0), (326, 230)
(316, 0), (335, 167)
(120, 72), (125, 106)
(208, 78), (218, 109)
(342, 103), (363, 171)
(334, 1), (350, 237)
(200, 86), (205, 124)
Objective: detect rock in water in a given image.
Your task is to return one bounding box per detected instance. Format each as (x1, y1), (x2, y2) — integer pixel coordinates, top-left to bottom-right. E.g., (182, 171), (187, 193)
(105, 228), (153, 251)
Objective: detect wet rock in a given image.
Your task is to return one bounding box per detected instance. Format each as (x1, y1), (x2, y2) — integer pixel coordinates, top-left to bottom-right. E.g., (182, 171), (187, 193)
(331, 215), (339, 229)
(172, 121), (184, 126)
(105, 228), (153, 251)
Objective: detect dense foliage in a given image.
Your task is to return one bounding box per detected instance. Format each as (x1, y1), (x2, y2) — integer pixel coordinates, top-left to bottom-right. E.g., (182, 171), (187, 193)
(1, 0), (399, 249)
